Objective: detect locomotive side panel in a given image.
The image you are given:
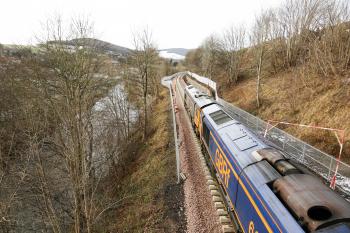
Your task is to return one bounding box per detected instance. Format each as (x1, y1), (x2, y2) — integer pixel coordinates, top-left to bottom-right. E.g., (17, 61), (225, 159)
(204, 119), (275, 233)
(184, 87), (196, 122)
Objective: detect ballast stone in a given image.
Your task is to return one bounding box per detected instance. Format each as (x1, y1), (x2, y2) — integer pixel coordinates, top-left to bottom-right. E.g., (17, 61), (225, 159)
(214, 202), (224, 209)
(217, 208), (228, 216)
(219, 216), (231, 224)
(211, 190), (221, 196)
(222, 225), (236, 233)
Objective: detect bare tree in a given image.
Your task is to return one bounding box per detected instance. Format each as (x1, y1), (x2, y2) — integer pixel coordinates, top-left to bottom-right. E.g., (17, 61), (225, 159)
(201, 34), (220, 79)
(251, 10), (274, 108)
(35, 15), (116, 233)
(309, 0), (350, 77)
(131, 28), (158, 139)
(0, 43), (3, 56)
(220, 25), (246, 83)
(278, 0), (327, 67)
(0, 55), (42, 233)
(184, 47), (204, 74)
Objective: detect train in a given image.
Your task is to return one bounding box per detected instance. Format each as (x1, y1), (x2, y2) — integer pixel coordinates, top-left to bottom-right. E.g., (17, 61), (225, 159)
(173, 75), (350, 233)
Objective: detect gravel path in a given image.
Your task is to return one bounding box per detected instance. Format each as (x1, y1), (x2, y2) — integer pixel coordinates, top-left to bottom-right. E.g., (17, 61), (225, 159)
(175, 92), (222, 233)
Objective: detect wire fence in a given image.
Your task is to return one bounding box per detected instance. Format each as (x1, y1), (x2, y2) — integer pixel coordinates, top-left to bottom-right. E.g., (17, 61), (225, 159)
(217, 98), (350, 197)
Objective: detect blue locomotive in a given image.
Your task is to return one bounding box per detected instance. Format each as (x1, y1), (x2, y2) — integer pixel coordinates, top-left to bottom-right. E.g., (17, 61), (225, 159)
(174, 76), (350, 233)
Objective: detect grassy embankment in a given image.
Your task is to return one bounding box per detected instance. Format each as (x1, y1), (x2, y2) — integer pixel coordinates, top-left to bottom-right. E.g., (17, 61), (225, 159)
(107, 88), (185, 232)
(217, 65), (350, 163)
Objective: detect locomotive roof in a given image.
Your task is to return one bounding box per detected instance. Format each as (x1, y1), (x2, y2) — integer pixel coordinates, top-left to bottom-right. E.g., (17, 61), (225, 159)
(194, 94), (214, 108)
(185, 85), (215, 108)
(202, 104), (238, 128)
(185, 85), (197, 97)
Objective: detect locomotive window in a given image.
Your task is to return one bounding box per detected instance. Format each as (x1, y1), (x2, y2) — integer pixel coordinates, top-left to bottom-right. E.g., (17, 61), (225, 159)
(202, 121), (210, 146)
(209, 110), (232, 125)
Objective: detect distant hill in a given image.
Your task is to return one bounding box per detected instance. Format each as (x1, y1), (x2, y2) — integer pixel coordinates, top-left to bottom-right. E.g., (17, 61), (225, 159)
(67, 38), (132, 55)
(46, 38), (132, 57)
(159, 48), (190, 60)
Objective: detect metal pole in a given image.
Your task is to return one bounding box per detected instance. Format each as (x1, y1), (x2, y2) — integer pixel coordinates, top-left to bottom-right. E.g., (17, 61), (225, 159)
(169, 82), (181, 184)
(301, 144), (306, 161)
(328, 158), (333, 181)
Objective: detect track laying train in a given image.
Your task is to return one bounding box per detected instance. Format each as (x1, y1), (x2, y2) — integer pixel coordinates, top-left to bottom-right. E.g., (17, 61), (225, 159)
(174, 76), (350, 233)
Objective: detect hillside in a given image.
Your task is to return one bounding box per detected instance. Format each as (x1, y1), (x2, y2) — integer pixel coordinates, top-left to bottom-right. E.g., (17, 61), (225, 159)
(218, 66), (350, 163)
(185, 52), (350, 162)
(184, 18), (350, 163)
(1, 38), (132, 59)
(68, 38), (131, 54)
(46, 38), (131, 56)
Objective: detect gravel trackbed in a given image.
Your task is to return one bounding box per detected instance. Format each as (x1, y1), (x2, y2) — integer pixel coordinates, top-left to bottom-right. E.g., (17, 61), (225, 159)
(175, 92), (222, 233)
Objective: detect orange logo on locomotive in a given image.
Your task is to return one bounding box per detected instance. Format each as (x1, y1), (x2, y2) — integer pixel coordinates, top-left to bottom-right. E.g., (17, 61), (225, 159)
(215, 149), (231, 187)
(249, 221), (259, 233)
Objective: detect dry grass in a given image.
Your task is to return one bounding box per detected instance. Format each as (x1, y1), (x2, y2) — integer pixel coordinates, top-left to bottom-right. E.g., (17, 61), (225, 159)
(221, 67), (350, 163)
(109, 88), (180, 233)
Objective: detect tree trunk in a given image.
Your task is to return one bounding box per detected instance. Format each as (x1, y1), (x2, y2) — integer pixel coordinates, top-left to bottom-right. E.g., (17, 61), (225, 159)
(74, 195), (81, 233)
(256, 48), (263, 108)
(143, 70), (148, 139)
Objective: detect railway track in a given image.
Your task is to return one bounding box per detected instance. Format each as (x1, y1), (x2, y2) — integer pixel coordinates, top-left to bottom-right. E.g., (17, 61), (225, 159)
(172, 81), (237, 233)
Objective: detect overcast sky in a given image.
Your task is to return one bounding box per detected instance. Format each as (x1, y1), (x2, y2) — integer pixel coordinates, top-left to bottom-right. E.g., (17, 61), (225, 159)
(0, 0), (281, 49)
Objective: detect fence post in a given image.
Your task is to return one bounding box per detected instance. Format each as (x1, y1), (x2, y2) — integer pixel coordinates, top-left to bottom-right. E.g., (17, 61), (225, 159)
(301, 144), (306, 162)
(328, 158), (334, 180)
